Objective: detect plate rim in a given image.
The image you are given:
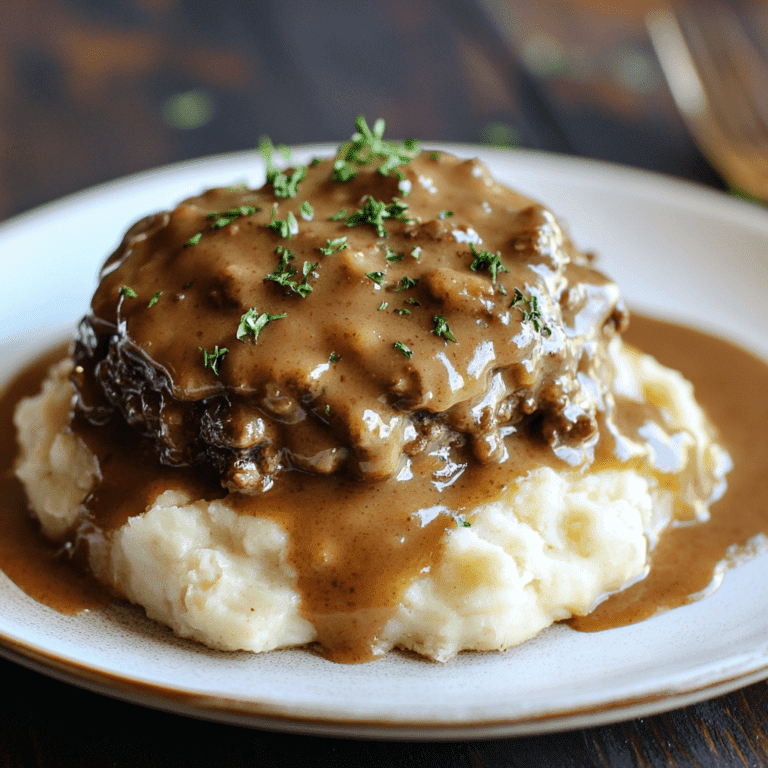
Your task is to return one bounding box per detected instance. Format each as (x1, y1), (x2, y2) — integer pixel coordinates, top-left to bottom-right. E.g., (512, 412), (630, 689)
(2, 144), (768, 739)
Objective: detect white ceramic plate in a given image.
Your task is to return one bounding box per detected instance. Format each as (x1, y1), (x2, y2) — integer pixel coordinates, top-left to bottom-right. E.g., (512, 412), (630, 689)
(1, 145), (767, 739)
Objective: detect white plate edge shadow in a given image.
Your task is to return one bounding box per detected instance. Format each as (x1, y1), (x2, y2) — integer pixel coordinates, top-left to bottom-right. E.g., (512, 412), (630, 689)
(1, 145), (767, 738)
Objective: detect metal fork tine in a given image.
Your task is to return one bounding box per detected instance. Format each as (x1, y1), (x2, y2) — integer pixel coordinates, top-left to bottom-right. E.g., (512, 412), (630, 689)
(647, 3), (768, 199)
(678, 3), (768, 145)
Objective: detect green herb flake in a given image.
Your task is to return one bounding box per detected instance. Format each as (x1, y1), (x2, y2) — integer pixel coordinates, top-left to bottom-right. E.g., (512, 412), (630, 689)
(120, 286), (137, 298)
(184, 232), (202, 247)
(207, 205), (257, 230)
(266, 206), (298, 238)
(395, 276), (419, 292)
(334, 115), (420, 178)
(377, 301), (388, 311)
(346, 196), (410, 237)
(433, 315), (457, 343)
(455, 514), (471, 527)
(298, 261), (319, 296)
(300, 201), (314, 221)
(329, 351), (340, 363)
(429, 151), (442, 161)
(469, 243), (509, 284)
(199, 345), (228, 376)
(405, 298), (421, 306)
(438, 210), (454, 219)
(148, 290), (162, 308)
(393, 341), (413, 358)
(331, 159), (357, 182)
(394, 308), (411, 316)
(265, 247), (314, 297)
(330, 209), (348, 221)
(366, 271), (386, 285)
(260, 136), (307, 198)
(273, 165), (307, 198)
(385, 247), (405, 262)
(319, 236), (348, 255)
(410, 246), (422, 260)
(237, 308), (287, 342)
(510, 289), (552, 336)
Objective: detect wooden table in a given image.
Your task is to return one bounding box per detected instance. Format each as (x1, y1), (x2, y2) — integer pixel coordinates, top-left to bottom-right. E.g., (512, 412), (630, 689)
(1, 0), (767, 764)
(3, 655), (767, 766)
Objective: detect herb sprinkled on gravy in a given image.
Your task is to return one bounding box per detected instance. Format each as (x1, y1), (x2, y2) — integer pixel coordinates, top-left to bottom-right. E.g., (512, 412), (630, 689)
(4, 118), (764, 664)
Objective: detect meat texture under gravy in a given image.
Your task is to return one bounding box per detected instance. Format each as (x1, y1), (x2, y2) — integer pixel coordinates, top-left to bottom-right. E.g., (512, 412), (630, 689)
(72, 148), (627, 494)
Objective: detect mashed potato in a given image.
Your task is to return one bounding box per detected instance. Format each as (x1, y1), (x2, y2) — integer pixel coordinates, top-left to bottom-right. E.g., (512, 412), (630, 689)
(11, 121), (732, 661)
(14, 338), (728, 661)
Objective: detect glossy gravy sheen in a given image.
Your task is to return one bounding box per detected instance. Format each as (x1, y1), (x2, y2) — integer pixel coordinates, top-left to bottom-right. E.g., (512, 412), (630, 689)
(70, 367), (555, 662)
(1, 315), (767, 659)
(569, 315), (768, 631)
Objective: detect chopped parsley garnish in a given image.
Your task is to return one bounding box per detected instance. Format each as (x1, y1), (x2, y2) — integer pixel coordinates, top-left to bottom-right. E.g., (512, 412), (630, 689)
(394, 308), (411, 316)
(329, 351), (340, 363)
(469, 243), (509, 284)
(330, 209), (348, 221)
(300, 201), (314, 221)
(385, 247), (405, 262)
(405, 298), (421, 306)
(429, 151), (442, 161)
(207, 205), (257, 229)
(393, 341), (413, 358)
(346, 196), (410, 237)
(260, 137), (307, 198)
(148, 290), (162, 308)
(455, 514), (471, 527)
(120, 286), (137, 298)
(237, 308), (287, 342)
(433, 315), (457, 343)
(395, 276), (419, 292)
(510, 289), (552, 336)
(366, 271), (386, 285)
(378, 301), (388, 311)
(411, 246), (422, 260)
(438, 210), (454, 219)
(184, 232), (202, 247)
(266, 206), (298, 238)
(273, 166), (307, 198)
(334, 115), (420, 179)
(319, 236), (348, 255)
(199, 345), (228, 376)
(297, 261), (319, 296)
(266, 247), (316, 297)
(331, 159), (358, 182)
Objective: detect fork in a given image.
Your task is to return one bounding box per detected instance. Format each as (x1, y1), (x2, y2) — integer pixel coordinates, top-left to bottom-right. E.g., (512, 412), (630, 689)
(647, 2), (768, 201)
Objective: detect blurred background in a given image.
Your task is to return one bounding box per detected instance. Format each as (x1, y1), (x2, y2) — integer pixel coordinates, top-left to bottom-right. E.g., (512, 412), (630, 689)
(1, 0), (766, 221)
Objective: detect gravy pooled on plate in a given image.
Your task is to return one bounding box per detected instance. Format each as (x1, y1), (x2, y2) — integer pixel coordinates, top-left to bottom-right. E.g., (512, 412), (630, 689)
(12, 119), (731, 662)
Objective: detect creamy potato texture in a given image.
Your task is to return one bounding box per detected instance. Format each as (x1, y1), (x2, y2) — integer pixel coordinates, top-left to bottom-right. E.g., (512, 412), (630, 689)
(14, 346), (727, 661)
(13, 119), (730, 661)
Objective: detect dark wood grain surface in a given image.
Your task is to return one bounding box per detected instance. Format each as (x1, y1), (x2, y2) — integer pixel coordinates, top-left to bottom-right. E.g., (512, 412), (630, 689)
(2, 655), (767, 767)
(2, 0), (767, 765)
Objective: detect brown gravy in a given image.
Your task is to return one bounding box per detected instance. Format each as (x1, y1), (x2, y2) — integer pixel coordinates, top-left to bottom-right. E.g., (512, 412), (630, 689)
(1, 314), (767, 657)
(569, 314), (768, 632)
(0, 344), (111, 613)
